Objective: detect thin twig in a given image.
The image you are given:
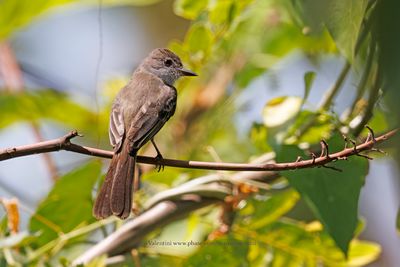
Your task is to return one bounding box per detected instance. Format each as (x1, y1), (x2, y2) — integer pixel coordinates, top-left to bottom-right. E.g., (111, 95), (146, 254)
(294, 62), (351, 139)
(346, 42), (376, 120)
(352, 61), (382, 137)
(319, 62), (352, 110)
(0, 129), (397, 172)
(295, 9), (373, 140)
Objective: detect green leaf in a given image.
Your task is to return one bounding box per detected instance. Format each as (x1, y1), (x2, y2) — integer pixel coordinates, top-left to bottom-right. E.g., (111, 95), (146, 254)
(144, 210), (217, 257)
(141, 254), (185, 267)
(293, 0), (368, 61)
(262, 96), (303, 128)
(303, 71), (316, 102)
(174, 0), (208, 20)
(285, 110), (335, 145)
(185, 23), (212, 56)
(208, 1), (235, 25)
(142, 168), (184, 187)
(374, 0), (400, 178)
(184, 235), (249, 267)
(276, 140), (368, 255)
(270, 250), (302, 267)
(29, 161), (101, 247)
(236, 220), (380, 266)
(249, 123), (271, 153)
(240, 189), (300, 230)
(347, 240), (381, 266)
(0, 216), (8, 235)
(233, 17), (335, 88)
(323, 0), (368, 60)
(367, 109), (389, 137)
(0, 0), (72, 39)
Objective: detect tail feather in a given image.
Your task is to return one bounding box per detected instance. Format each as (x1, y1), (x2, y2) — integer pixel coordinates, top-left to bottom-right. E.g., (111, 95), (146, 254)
(122, 153), (136, 218)
(110, 149), (136, 219)
(93, 154), (119, 219)
(93, 146), (136, 219)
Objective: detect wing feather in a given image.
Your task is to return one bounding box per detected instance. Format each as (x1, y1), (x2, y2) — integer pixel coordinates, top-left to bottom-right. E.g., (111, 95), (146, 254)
(109, 101), (125, 152)
(126, 84), (176, 152)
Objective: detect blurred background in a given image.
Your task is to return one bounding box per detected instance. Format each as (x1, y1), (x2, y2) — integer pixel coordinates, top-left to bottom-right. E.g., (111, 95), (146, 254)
(0, 0), (399, 266)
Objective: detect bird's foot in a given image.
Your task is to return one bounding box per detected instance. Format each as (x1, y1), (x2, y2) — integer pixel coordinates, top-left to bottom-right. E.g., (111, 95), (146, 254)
(155, 153), (164, 172)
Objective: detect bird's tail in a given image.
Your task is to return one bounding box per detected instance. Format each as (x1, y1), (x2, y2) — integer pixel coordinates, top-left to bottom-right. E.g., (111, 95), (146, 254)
(93, 145), (136, 219)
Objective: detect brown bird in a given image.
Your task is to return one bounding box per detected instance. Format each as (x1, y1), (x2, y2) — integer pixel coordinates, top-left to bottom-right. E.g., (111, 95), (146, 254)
(93, 48), (197, 219)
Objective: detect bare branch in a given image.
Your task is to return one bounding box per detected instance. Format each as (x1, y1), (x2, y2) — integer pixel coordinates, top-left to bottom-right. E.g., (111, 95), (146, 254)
(72, 199), (218, 265)
(72, 163), (277, 265)
(0, 129), (397, 172)
(32, 127), (392, 265)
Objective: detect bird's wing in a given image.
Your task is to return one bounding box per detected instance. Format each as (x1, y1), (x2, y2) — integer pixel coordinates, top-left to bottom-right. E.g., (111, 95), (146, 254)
(126, 83), (177, 152)
(109, 100), (125, 152)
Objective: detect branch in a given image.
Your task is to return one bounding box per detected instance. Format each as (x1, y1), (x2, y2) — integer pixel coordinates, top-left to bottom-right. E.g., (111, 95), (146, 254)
(0, 129), (397, 172)
(72, 165), (276, 265)
(72, 199), (218, 265)
(5, 127), (386, 265)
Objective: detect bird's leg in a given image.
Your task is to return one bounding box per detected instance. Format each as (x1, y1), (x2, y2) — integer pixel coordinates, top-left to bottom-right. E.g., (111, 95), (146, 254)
(151, 139), (164, 172)
(151, 139), (163, 158)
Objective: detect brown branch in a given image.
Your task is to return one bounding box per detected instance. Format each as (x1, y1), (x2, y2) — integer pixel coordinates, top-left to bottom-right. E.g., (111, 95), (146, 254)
(72, 166), (276, 265)
(0, 129), (397, 172)
(72, 199), (218, 265)
(61, 128), (395, 265)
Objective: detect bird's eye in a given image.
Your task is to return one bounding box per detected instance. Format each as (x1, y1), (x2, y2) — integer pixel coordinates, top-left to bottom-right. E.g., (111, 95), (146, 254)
(164, 59), (173, 67)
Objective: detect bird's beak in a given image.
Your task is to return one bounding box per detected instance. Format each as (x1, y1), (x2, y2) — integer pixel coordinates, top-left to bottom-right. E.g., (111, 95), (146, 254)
(178, 67), (197, 76)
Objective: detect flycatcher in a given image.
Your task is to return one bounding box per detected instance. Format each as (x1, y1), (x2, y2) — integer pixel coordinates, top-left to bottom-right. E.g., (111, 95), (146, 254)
(93, 48), (197, 219)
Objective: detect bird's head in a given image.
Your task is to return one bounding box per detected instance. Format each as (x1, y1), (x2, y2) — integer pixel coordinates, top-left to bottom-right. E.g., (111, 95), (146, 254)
(140, 48), (197, 85)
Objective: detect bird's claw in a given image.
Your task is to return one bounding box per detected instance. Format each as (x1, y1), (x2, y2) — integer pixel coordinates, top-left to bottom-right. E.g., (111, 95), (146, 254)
(155, 153), (164, 172)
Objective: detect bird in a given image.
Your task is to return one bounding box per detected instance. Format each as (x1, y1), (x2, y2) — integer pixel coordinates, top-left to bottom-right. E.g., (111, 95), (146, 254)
(93, 48), (197, 219)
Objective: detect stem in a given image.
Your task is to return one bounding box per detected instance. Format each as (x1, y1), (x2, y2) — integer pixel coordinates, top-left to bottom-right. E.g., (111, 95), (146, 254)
(347, 43), (376, 120)
(72, 199), (218, 265)
(352, 62), (382, 137)
(294, 62), (351, 139)
(295, 4), (373, 140)
(27, 217), (116, 262)
(319, 62), (352, 110)
(0, 129), (397, 172)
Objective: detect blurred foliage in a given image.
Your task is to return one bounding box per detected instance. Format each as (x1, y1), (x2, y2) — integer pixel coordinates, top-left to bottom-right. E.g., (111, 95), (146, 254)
(0, 90), (108, 139)
(0, 0), (161, 40)
(374, 0), (400, 162)
(240, 189), (300, 230)
(0, 0), (397, 266)
(139, 220), (381, 267)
